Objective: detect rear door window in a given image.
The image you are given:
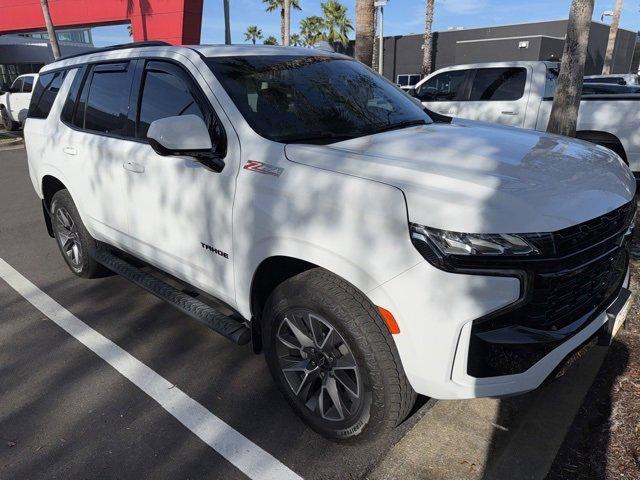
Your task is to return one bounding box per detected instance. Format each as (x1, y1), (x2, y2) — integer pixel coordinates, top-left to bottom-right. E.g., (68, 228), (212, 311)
(75, 62), (134, 136)
(28, 71), (67, 119)
(468, 68), (526, 101)
(22, 76), (35, 93)
(416, 70), (468, 101)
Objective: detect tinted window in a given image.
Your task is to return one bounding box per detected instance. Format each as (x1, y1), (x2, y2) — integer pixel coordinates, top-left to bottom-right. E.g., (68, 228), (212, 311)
(10, 78), (23, 92)
(22, 76), (34, 93)
(584, 77), (625, 85)
(206, 56), (431, 143)
(469, 68), (526, 101)
(28, 71), (67, 119)
(416, 70), (467, 102)
(137, 69), (203, 139)
(81, 62), (133, 136)
(544, 67), (558, 98)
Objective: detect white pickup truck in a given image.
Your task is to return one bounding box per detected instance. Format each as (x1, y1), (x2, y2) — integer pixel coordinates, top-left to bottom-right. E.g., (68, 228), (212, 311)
(414, 61), (640, 180)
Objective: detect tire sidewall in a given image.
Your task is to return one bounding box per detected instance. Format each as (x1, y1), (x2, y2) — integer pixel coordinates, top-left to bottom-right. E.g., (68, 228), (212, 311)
(262, 277), (381, 441)
(50, 191), (96, 277)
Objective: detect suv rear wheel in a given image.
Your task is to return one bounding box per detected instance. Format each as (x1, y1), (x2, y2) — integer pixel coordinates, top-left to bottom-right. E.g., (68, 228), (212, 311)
(262, 268), (416, 440)
(50, 190), (107, 278)
(1, 107), (18, 131)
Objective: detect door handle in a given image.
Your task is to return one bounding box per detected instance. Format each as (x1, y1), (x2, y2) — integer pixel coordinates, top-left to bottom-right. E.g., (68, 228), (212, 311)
(501, 111), (519, 115)
(123, 161), (145, 173)
(63, 146), (77, 156)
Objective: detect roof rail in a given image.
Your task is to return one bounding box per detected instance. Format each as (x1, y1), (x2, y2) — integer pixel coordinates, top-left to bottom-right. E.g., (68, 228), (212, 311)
(58, 41), (172, 62)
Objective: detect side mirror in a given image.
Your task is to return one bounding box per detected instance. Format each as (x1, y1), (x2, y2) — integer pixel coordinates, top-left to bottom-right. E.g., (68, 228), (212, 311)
(147, 114), (225, 172)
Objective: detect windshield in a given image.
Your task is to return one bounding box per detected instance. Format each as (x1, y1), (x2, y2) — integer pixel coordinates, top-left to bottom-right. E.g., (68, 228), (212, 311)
(205, 55), (432, 143)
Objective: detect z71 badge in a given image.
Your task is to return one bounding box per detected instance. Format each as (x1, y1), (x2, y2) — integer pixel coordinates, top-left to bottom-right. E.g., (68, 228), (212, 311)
(243, 160), (284, 177)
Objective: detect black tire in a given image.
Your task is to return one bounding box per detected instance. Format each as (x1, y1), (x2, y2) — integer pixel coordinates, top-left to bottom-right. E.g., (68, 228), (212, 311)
(1, 107), (19, 131)
(262, 268), (416, 441)
(50, 190), (107, 278)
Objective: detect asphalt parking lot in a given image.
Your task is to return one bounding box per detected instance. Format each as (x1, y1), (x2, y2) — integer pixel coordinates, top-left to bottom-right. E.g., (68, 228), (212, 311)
(0, 144), (637, 480)
(0, 145), (422, 479)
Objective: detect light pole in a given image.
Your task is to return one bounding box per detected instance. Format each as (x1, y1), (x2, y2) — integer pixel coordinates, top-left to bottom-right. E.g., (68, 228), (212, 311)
(374, 0), (388, 75)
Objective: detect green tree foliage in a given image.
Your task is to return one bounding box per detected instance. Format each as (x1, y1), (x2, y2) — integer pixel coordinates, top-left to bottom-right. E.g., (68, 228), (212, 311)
(300, 15), (326, 46)
(244, 25), (263, 44)
(321, 0), (353, 47)
(263, 0), (302, 44)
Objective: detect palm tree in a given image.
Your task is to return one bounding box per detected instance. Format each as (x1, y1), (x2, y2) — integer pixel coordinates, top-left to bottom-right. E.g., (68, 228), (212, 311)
(244, 25), (263, 45)
(602, 0), (624, 74)
(263, 0), (301, 45)
(547, 0), (595, 137)
(290, 33), (303, 46)
(422, 0), (435, 75)
(283, 0), (291, 45)
(39, 0), (61, 59)
(321, 0), (353, 47)
(355, 0), (375, 67)
(264, 35), (279, 45)
(300, 16), (326, 46)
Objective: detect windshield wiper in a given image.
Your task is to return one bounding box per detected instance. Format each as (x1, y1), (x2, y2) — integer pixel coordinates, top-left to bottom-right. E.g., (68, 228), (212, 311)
(368, 119), (429, 135)
(281, 132), (365, 144)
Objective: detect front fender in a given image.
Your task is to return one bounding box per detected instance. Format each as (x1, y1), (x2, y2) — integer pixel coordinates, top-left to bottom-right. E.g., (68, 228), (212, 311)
(232, 162), (424, 319)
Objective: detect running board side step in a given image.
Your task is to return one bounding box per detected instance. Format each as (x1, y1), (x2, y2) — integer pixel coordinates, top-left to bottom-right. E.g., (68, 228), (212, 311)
(92, 248), (251, 345)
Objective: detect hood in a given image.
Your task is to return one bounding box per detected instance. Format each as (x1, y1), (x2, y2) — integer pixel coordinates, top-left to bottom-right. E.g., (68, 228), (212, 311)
(285, 122), (636, 233)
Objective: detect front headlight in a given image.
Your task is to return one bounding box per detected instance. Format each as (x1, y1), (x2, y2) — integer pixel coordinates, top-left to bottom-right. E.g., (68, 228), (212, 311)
(410, 223), (540, 257)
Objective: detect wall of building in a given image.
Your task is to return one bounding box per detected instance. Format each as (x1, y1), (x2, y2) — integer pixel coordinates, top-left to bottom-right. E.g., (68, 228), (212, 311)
(376, 20), (638, 83)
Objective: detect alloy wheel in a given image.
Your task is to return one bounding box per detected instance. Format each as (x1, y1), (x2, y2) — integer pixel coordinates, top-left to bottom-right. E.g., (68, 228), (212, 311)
(275, 309), (362, 422)
(54, 206), (83, 269)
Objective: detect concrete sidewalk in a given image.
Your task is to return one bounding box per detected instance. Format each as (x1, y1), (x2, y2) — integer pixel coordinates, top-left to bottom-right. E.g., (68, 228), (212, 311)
(369, 346), (609, 480)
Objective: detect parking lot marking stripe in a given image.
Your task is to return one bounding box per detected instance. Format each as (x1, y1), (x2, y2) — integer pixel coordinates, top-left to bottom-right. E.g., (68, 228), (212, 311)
(0, 258), (302, 480)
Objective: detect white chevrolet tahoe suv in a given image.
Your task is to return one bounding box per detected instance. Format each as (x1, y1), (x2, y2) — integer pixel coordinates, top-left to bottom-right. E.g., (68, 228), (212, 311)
(24, 43), (637, 441)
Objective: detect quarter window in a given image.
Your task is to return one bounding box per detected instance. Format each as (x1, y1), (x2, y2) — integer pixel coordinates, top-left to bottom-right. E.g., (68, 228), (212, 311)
(469, 68), (526, 101)
(417, 70), (467, 102)
(137, 68), (203, 139)
(28, 71), (67, 119)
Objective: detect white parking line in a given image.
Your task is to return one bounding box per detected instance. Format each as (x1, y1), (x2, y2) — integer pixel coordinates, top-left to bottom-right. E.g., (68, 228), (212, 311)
(0, 258), (302, 480)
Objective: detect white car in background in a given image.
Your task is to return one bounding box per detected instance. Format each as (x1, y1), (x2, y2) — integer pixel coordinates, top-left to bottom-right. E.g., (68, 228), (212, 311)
(414, 61), (640, 181)
(1, 73), (38, 131)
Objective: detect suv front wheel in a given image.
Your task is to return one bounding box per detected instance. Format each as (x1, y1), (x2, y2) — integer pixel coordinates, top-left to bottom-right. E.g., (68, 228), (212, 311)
(262, 268), (416, 440)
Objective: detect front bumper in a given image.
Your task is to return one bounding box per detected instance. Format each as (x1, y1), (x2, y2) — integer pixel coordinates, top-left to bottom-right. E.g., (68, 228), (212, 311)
(368, 262), (632, 400)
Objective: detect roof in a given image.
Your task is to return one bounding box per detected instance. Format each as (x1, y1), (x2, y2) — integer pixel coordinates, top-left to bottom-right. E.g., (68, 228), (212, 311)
(41, 42), (346, 73)
(190, 44), (344, 58)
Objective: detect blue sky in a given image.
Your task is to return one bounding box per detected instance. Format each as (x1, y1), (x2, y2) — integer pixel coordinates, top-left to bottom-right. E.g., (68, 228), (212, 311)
(92, 0), (640, 47)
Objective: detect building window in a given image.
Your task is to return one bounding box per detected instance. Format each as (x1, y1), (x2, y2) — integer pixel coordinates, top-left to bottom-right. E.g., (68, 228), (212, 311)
(397, 74), (422, 87)
(0, 63), (45, 91)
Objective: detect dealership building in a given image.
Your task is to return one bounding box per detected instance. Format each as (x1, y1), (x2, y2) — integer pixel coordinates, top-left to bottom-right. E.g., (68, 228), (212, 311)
(342, 19), (640, 85)
(2, 15), (639, 90)
(0, 29), (94, 88)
